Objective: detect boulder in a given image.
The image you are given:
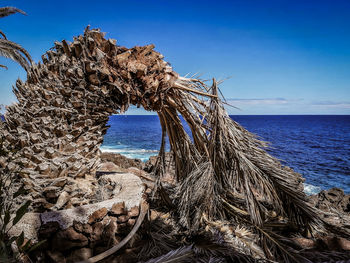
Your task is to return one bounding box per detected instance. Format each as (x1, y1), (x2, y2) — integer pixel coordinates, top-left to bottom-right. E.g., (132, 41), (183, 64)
(41, 173), (143, 229)
(88, 207), (108, 223)
(98, 161), (120, 172)
(308, 187), (350, 214)
(51, 227), (88, 251)
(101, 152), (144, 170)
(110, 202), (126, 216)
(7, 213), (41, 242)
(128, 206), (139, 218)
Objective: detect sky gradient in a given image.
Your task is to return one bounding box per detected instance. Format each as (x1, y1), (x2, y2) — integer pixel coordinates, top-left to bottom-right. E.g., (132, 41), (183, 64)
(1, 0), (349, 114)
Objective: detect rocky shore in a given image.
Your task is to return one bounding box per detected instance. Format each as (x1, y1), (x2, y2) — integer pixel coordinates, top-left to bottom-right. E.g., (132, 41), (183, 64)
(6, 151), (350, 262)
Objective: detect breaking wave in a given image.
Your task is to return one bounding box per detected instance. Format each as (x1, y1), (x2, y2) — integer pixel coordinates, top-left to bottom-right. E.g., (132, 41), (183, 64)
(303, 183), (322, 195)
(100, 146), (158, 161)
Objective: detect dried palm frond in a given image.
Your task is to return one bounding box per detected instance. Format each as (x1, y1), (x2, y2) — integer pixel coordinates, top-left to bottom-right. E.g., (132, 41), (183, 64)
(2, 27), (348, 262)
(0, 6), (31, 70)
(143, 246), (194, 263)
(0, 30), (6, 39)
(0, 7), (26, 18)
(151, 78), (328, 261)
(140, 226), (259, 263)
(0, 44), (32, 70)
(136, 214), (183, 261)
(299, 250), (350, 262)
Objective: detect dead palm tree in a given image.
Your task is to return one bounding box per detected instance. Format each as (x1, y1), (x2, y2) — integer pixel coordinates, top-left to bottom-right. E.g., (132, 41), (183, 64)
(0, 7), (32, 70)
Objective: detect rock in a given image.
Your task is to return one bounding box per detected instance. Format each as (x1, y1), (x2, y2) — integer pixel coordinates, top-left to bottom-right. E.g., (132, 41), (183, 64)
(67, 247), (92, 262)
(52, 227), (88, 251)
(145, 187), (152, 195)
(111, 202), (126, 215)
(127, 167), (155, 186)
(326, 188), (345, 203)
(38, 221), (60, 239)
(73, 220), (84, 233)
(82, 224), (93, 237)
(43, 186), (61, 200)
(143, 155), (157, 173)
(90, 222), (104, 246)
(127, 218), (136, 227)
(117, 215), (129, 224)
(47, 251), (66, 263)
(54, 191), (70, 209)
(98, 162), (120, 172)
(342, 196), (350, 212)
(308, 187), (350, 215)
(128, 206), (139, 218)
(96, 174), (122, 200)
(116, 223), (128, 235)
(41, 173), (143, 230)
(8, 213), (41, 242)
(74, 221), (93, 237)
(88, 207), (108, 223)
(103, 217), (119, 246)
(38, 162), (50, 175)
(66, 177), (96, 199)
(51, 177), (67, 187)
(101, 152), (144, 170)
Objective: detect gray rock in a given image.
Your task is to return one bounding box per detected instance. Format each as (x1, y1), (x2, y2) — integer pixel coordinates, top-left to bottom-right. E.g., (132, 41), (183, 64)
(54, 191), (70, 210)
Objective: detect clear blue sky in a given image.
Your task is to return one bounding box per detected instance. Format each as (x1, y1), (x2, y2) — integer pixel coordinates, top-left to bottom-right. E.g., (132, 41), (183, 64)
(1, 0), (349, 114)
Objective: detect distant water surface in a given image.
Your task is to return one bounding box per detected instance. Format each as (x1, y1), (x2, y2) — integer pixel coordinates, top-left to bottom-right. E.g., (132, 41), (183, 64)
(101, 115), (350, 195)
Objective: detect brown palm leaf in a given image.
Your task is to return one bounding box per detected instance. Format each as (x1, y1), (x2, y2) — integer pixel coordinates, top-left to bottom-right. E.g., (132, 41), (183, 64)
(0, 46), (31, 71)
(0, 30), (6, 39)
(0, 7), (26, 18)
(0, 6), (31, 71)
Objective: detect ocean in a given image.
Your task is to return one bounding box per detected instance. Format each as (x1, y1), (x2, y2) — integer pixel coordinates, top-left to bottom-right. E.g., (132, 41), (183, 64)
(101, 115), (350, 195)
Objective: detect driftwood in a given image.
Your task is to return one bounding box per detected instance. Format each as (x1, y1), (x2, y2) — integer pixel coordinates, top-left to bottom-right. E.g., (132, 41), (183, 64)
(1, 27), (349, 262)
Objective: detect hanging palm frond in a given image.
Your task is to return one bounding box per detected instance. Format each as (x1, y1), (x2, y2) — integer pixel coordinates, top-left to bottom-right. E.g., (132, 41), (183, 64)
(0, 30), (6, 39)
(0, 7), (26, 18)
(0, 44), (32, 70)
(0, 6), (31, 70)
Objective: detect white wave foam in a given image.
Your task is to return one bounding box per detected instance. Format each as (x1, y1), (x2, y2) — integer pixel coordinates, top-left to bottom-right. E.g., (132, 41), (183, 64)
(100, 146), (158, 161)
(101, 147), (326, 191)
(303, 183), (322, 195)
(100, 147), (158, 154)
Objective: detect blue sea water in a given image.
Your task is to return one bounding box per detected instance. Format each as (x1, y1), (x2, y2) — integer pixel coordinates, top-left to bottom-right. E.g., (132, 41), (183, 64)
(101, 115), (350, 195)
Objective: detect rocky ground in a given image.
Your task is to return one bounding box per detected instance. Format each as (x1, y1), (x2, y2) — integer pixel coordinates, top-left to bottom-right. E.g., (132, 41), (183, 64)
(102, 152), (350, 254)
(102, 152), (350, 215)
(8, 152), (350, 262)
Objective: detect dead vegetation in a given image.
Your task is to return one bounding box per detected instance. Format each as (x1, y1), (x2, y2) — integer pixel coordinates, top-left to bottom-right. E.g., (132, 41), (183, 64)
(1, 27), (350, 262)
(0, 6), (32, 71)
